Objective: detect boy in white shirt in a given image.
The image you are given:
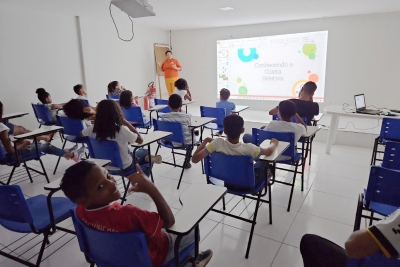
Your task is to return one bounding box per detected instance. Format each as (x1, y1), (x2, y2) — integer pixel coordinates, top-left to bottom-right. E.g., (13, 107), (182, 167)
(243, 100), (306, 144)
(73, 84), (88, 100)
(192, 114), (279, 190)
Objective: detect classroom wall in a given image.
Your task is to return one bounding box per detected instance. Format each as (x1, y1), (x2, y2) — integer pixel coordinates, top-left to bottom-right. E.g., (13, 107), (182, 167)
(0, 3), (169, 129)
(171, 12), (400, 112)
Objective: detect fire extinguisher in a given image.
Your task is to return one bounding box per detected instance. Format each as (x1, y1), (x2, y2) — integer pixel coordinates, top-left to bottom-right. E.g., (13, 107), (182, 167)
(146, 82), (156, 108)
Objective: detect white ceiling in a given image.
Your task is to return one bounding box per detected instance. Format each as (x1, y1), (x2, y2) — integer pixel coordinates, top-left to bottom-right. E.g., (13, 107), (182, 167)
(1, 0), (400, 30)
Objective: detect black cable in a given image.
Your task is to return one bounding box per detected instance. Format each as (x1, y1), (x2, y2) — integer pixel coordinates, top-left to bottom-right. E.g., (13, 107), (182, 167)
(109, 2), (134, 42)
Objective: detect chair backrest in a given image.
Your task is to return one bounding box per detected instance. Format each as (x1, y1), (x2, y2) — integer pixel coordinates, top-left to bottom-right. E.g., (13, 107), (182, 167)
(382, 141), (400, 170)
(200, 106), (226, 127)
(0, 185), (34, 224)
(121, 106), (145, 124)
(153, 119), (185, 145)
(56, 115), (85, 137)
(31, 103), (52, 122)
(252, 128), (296, 159)
(106, 94), (119, 100)
(380, 118), (400, 141)
(70, 209), (152, 267)
(204, 152), (255, 188)
(347, 252), (400, 267)
(154, 99), (171, 114)
(365, 166), (400, 208)
(82, 99), (90, 106)
(272, 114), (309, 126)
(87, 137), (123, 169)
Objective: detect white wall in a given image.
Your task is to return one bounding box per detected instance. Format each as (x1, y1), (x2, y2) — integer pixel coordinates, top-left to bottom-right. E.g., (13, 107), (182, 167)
(0, 6), (84, 129)
(171, 12), (400, 112)
(79, 5), (169, 104)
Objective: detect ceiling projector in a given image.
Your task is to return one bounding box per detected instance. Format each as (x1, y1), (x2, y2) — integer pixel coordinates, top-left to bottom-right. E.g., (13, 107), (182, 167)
(111, 0), (156, 18)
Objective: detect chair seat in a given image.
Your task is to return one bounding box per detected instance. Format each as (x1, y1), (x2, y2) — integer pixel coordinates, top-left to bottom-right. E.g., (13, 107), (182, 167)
(40, 121), (56, 126)
(204, 123), (223, 131)
(107, 163), (151, 177)
(209, 176), (266, 196)
(135, 121), (152, 129)
(5, 152), (46, 165)
(159, 140), (199, 150)
(276, 153), (302, 164)
(65, 135), (88, 143)
(0, 195), (76, 233)
(162, 243), (195, 267)
(363, 189), (399, 216)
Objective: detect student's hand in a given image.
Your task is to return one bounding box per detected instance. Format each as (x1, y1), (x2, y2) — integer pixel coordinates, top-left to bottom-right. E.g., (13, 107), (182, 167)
(136, 135), (143, 144)
(83, 107), (95, 115)
(204, 137), (213, 143)
(270, 138), (279, 146)
(127, 164), (154, 194)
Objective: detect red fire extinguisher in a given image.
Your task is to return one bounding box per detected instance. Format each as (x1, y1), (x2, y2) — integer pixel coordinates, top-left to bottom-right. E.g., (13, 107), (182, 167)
(145, 82), (156, 109)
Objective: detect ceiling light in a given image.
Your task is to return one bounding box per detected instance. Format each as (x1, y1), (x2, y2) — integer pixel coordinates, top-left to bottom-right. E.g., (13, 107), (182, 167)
(219, 7), (234, 11)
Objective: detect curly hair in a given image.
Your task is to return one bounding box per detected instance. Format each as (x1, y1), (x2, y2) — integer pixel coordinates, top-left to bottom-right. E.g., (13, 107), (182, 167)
(63, 99), (90, 120)
(174, 78), (188, 90)
(107, 81), (119, 94)
(36, 88), (50, 104)
(93, 100), (124, 141)
(119, 90), (133, 109)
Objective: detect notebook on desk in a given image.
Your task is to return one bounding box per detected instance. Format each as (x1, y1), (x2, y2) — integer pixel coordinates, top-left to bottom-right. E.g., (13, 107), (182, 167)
(354, 94), (382, 115)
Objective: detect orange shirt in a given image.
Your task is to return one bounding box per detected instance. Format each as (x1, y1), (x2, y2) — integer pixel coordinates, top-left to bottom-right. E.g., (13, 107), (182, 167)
(161, 58), (181, 78)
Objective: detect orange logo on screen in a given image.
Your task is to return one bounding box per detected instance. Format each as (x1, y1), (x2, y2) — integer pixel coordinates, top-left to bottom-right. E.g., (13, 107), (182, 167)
(292, 74), (319, 97)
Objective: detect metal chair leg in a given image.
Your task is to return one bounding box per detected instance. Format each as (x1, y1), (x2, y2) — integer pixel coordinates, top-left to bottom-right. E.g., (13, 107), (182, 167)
(6, 166), (17, 185)
(177, 149), (191, 189)
(287, 164), (299, 212)
(245, 193), (262, 259)
(222, 196), (226, 211)
(268, 184), (272, 225)
(35, 232), (50, 266)
(53, 139), (67, 174)
(23, 162), (33, 183)
(39, 159), (50, 183)
(371, 139), (378, 165)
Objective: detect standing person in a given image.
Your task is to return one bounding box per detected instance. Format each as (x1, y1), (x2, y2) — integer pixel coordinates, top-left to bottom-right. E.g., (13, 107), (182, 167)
(159, 50), (182, 96)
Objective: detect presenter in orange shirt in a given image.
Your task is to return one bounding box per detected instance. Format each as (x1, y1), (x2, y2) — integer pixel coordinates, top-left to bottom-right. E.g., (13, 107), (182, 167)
(159, 50), (182, 96)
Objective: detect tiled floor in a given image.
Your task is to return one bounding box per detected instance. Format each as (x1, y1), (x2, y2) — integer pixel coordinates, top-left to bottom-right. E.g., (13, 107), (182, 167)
(0, 135), (375, 266)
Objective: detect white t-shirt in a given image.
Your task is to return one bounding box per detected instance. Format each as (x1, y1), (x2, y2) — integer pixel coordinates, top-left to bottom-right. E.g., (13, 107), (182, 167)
(205, 138), (262, 159)
(81, 125), (138, 169)
(0, 123), (10, 154)
(41, 103), (57, 122)
(264, 120), (306, 143)
(76, 95), (88, 100)
(160, 112), (193, 146)
(173, 89), (187, 100)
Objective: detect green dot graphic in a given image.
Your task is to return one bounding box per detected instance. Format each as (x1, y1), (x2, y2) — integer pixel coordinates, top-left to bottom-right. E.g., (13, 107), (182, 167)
(309, 53), (316, 60)
(237, 77), (242, 83)
(238, 86), (248, 95)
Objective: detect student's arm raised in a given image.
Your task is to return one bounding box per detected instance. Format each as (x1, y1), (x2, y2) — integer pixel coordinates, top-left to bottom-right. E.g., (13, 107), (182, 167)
(51, 103), (65, 110)
(128, 164), (175, 228)
(192, 137), (213, 164)
(269, 107), (278, 115)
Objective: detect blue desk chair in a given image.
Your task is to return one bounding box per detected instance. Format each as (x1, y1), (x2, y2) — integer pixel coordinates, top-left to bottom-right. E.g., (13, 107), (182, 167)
(371, 118), (400, 165)
(347, 252), (400, 267)
(106, 94), (119, 100)
(70, 209), (195, 267)
(82, 99), (90, 106)
(381, 141), (400, 171)
(0, 140), (50, 185)
(153, 119), (196, 189)
(121, 106), (152, 134)
(353, 166), (400, 231)
(200, 106), (226, 137)
(154, 99), (171, 118)
(204, 152), (271, 258)
(252, 128), (304, 211)
(0, 185), (75, 266)
(272, 114), (314, 165)
(87, 137), (152, 204)
(31, 103), (56, 128)
(53, 115), (88, 174)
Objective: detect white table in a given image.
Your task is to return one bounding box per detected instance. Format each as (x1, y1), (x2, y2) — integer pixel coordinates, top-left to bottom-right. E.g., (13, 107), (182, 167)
(182, 100), (197, 113)
(324, 106), (400, 154)
(259, 140), (290, 162)
(232, 105), (249, 115)
(131, 131), (172, 182)
(2, 112), (29, 121)
(312, 113), (324, 125)
(167, 184), (227, 266)
(190, 116), (216, 129)
(13, 126), (63, 140)
(148, 104), (169, 122)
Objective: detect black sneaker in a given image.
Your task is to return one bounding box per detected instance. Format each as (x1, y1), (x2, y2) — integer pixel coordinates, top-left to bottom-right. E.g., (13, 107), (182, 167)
(196, 249), (213, 267)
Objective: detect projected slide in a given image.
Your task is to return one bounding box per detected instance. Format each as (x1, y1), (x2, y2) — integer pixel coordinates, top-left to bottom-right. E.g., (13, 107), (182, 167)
(217, 31), (328, 102)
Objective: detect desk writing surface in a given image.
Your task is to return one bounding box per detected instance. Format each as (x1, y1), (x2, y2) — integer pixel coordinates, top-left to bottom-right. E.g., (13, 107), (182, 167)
(303, 126), (321, 138)
(14, 126), (63, 139)
(167, 184), (227, 234)
(232, 106), (249, 113)
(44, 159), (111, 190)
(190, 117), (216, 128)
(259, 140), (290, 162)
(2, 112), (29, 120)
(182, 100), (197, 105)
(131, 131), (172, 147)
(325, 106), (400, 120)
(148, 105), (168, 111)
(313, 113), (324, 122)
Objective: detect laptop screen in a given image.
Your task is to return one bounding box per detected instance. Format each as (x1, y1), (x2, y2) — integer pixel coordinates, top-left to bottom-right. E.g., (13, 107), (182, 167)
(355, 94), (366, 110)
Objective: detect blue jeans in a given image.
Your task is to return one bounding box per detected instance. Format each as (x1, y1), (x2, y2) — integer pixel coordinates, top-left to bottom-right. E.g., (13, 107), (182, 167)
(242, 133), (252, 144)
(120, 149), (150, 176)
(9, 142), (65, 161)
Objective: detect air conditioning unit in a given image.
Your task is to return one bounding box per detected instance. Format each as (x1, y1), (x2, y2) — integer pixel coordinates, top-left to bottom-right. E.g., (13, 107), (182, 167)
(111, 0), (156, 18)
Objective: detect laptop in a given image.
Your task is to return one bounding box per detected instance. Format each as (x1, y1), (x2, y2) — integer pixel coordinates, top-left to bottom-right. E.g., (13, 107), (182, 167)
(354, 94), (382, 115)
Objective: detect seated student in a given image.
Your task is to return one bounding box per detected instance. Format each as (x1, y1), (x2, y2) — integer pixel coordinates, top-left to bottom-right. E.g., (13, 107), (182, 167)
(73, 84), (88, 100)
(192, 114), (279, 190)
(108, 81), (125, 96)
(0, 102), (83, 162)
(119, 90), (149, 123)
(80, 99), (161, 175)
(60, 161), (213, 267)
(243, 100), (306, 144)
(0, 102), (52, 141)
(173, 78), (192, 101)
(160, 94), (193, 167)
(36, 88), (65, 123)
(269, 81), (319, 125)
(63, 99), (95, 122)
(300, 209), (400, 267)
(216, 88), (236, 136)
